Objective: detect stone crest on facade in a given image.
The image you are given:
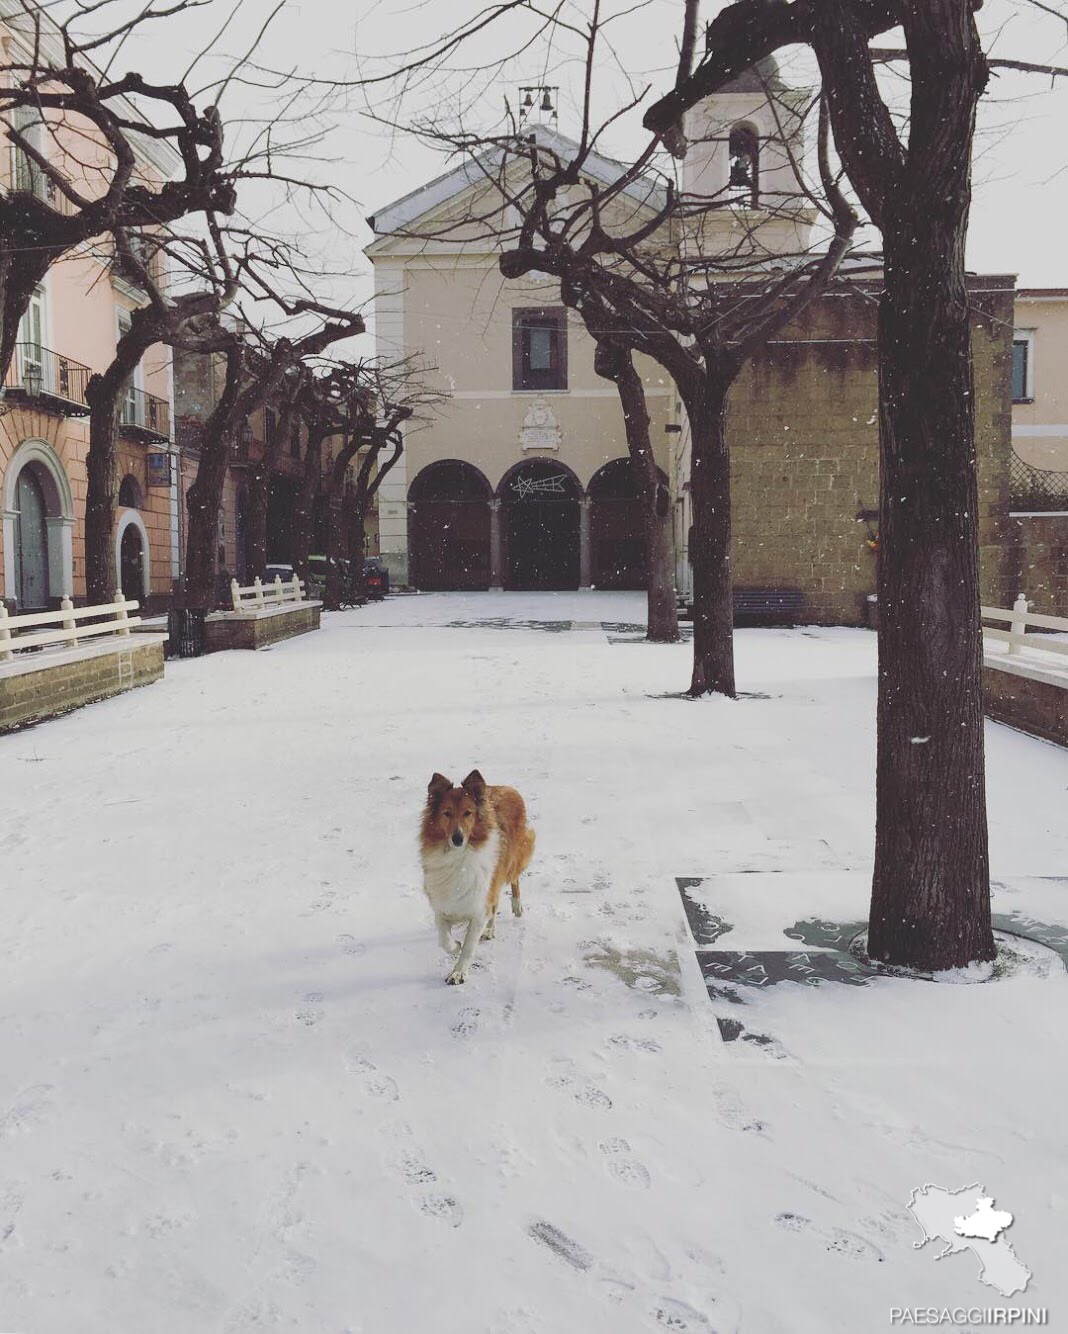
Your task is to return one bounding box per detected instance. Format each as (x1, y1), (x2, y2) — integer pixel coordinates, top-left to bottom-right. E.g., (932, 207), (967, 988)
(518, 397), (562, 451)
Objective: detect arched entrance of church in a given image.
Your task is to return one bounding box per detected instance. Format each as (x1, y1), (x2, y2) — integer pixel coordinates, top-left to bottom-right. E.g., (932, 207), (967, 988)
(409, 460), (492, 589)
(499, 458), (581, 591)
(588, 456), (663, 589)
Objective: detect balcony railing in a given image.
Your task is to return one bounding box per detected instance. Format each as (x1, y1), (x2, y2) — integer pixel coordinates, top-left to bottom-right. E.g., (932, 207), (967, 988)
(1010, 451), (1068, 513)
(120, 386), (170, 442)
(9, 153), (78, 216)
(3, 343), (91, 415)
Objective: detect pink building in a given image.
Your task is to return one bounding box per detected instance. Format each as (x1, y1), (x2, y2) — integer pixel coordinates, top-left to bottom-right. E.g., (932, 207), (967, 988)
(1, 6), (180, 612)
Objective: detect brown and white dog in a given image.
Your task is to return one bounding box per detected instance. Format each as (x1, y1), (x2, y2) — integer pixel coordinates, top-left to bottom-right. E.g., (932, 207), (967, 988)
(419, 770), (535, 985)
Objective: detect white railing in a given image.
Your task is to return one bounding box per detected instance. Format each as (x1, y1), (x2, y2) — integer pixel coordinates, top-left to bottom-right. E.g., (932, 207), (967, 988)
(981, 594), (1068, 663)
(229, 574), (308, 611)
(0, 593), (139, 663)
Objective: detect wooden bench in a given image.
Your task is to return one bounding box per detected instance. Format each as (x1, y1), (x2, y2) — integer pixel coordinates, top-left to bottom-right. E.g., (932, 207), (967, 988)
(732, 587), (805, 626)
(981, 594), (1068, 748)
(202, 574), (322, 653)
(0, 593), (166, 733)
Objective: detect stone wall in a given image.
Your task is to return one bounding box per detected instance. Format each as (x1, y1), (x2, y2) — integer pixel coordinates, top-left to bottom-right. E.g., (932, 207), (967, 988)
(203, 603), (321, 652)
(0, 638), (165, 733)
(1002, 514), (1068, 617)
(725, 280), (1016, 625)
(983, 659), (1068, 748)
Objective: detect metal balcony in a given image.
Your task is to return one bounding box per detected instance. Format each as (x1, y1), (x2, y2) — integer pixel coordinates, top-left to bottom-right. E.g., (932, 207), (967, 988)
(3, 343), (90, 415)
(120, 386), (171, 443)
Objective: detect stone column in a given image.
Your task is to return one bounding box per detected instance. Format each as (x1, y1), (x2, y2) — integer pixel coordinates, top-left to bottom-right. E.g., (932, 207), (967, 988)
(579, 497), (592, 590)
(489, 499), (503, 591)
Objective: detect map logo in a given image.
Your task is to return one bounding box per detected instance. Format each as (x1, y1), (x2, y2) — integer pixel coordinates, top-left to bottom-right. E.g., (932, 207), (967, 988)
(908, 1184), (1031, 1298)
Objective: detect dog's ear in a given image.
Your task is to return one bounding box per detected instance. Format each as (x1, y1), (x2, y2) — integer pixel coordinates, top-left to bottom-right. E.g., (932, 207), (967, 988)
(428, 772), (451, 800)
(461, 769), (486, 802)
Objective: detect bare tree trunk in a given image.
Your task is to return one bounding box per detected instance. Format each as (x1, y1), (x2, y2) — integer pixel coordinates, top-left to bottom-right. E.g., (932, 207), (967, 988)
(683, 378), (735, 697)
(246, 461), (269, 577)
(83, 384), (122, 605)
(184, 426), (231, 608)
(293, 429), (324, 575)
(604, 345), (679, 643)
(324, 489), (346, 609)
(866, 13), (994, 969)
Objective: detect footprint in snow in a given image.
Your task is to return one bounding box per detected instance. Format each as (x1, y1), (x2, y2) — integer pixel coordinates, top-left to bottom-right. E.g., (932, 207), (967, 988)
(546, 1060), (613, 1109)
(774, 1212), (885, 1261)
(652, 1297), (716, 1331)
(296, 993), (324, 1026)
(344, 1054), (399, 1101)
(607, 1034), (662, 1054)
(451, 1007), (480, 1038)
(598, 1137), (651, 1190)
(527, 1219), (593, 1271)
(382, 1129), (462, 1227)
(338, 933), (366, 958)
(0, 1084), (55, 1138)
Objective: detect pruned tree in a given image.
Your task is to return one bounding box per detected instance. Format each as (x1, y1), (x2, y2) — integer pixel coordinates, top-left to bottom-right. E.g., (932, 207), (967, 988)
(642, 0), (1009, 969)
(246, 370), (307, 578)
(182, 298), (365, 608)
(292, 362), (374, 583)
(83, 218), (239, 604)
(593, 339), (677, 641)
(0, 7), (237, 384)
(415, 70), (857, 692)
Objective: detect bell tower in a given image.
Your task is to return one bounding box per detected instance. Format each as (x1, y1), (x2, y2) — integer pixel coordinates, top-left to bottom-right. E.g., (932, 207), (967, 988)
(681, 55), (815, 260)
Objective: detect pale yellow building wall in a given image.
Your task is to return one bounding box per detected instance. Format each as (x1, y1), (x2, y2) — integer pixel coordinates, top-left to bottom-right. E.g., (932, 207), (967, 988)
(1013, 294), (1068, 473)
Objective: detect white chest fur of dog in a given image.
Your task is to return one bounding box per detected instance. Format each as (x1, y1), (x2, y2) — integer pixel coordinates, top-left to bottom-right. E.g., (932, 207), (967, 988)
(421, 829), (500, 925)
(421, 830), (500, 984)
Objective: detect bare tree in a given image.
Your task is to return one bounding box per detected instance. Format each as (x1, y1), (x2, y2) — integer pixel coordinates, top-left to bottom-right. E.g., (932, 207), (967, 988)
(182, 299), (365, 608)
(0, 7), (237, 383)
(417, 79), (856, 692)
(593, 338), (678, 641)
(644, 0), (1006, 969)
(83, 219), (239, 603)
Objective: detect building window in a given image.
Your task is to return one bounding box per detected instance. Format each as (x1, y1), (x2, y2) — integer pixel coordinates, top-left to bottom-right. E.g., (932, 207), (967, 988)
(728, 124), (759, 205)
(513, 308), (567, 391)
(264, 406), (277, 447)
(1012, 332), (1034, 403)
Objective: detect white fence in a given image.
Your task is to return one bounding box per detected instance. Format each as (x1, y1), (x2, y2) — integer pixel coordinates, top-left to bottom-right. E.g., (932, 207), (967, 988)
(230, 575), (308, 612)
(0, 593), (138, 663)
(981, 594), (1068, 664)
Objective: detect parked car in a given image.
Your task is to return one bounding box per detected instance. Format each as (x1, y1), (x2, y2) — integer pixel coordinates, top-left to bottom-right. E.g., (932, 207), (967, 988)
(363, 557), (389, 599)
(262, 563), (296, 586)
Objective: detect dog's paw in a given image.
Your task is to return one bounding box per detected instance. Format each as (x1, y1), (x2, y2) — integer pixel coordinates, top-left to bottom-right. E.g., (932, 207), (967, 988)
(445, 970), (466, 986)
(480, 922), (496, 942)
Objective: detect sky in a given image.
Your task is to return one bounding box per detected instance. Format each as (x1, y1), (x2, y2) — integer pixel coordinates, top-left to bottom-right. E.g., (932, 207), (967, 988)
(60, 0), (1068, 322)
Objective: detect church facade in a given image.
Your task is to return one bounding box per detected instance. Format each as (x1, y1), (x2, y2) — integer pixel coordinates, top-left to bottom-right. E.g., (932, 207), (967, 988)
(366, 65), (1022, 622)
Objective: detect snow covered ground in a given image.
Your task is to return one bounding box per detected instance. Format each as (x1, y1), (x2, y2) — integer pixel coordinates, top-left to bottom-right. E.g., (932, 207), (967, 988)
(2, 590), (1066, 1334)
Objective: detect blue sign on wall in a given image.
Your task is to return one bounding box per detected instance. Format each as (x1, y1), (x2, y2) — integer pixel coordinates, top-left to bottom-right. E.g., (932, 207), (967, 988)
(147, 452), (172, 487)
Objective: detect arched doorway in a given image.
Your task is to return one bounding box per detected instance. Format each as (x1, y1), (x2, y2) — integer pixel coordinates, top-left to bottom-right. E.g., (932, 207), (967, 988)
(409, 460), (492, 590)
(588, 457), (661, 590)
(3, 440), (75, 610)
(114, 512), (151, 603)
(120, 522), (145, 602)
(15, 467), (49, 609)
(499, 458), (581, 590)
